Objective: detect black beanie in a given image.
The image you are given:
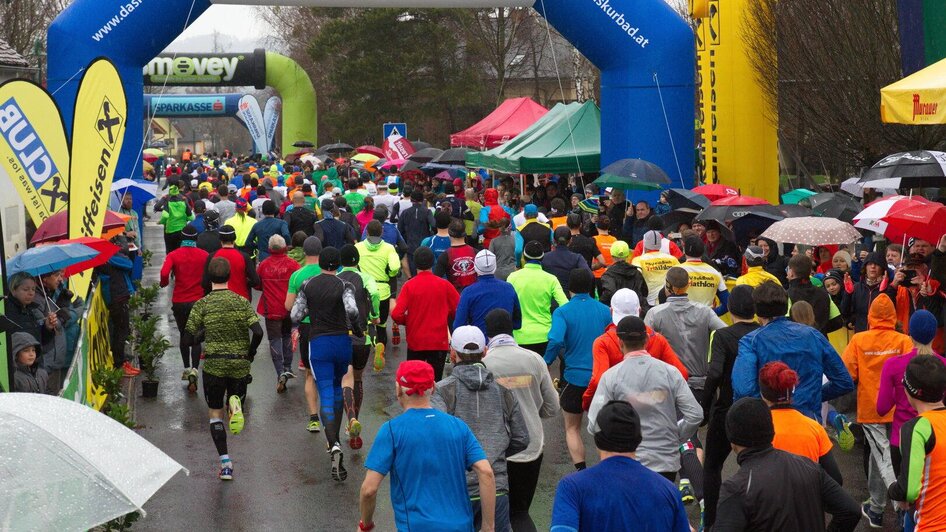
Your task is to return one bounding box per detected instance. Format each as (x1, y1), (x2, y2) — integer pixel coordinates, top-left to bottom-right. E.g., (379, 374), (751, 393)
(904, 356), (946, 403)
(340, 244), (359, 267)
(683, 236), (705, 258)
(728, 285), (755, 319)
(726, 398), (775, 448)
(485, 308), (513, 337)
(593, 400), (643, 453)
(319, 247), (340, 271)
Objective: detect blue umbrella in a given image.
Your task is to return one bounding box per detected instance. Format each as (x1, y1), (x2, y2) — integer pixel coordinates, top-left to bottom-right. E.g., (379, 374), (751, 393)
(8, 243), (100, 278)
(110, 178), (158, 210)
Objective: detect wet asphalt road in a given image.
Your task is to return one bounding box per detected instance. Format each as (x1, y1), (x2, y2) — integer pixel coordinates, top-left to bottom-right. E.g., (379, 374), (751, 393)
(132, 223), (890, 531)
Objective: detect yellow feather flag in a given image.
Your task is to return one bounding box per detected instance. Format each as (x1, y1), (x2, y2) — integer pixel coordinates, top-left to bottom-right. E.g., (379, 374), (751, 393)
(0, 79), (71, 225)
(691, 0), (710, 18)
(68, 58), (127, 299)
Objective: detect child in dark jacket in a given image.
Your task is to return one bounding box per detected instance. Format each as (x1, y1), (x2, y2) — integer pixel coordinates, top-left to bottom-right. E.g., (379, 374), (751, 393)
(12, 332), (49, 394)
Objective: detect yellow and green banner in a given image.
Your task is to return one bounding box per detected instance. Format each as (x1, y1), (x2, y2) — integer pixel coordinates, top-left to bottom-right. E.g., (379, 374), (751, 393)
(60, 285), (111, 410)
(694, 0), (779, 203)
(68, 58), (127, 299)
(0, 79), (71, 226)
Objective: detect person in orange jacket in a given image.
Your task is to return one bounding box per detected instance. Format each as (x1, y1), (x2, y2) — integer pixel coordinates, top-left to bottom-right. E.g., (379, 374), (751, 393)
(841, 293), (914, 526)
(582, 288), (687, 411)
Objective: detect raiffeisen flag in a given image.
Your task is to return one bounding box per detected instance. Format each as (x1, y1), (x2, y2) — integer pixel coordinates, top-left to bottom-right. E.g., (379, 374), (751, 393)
(263, 96), (281, 152)
(236, 94), (267, 155)
(0, 79), (71, 225)
(69, 58), (127, 299)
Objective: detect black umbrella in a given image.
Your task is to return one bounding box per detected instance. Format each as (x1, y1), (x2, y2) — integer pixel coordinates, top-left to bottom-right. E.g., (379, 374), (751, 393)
(803, 192), (862, 223)
(660, 210), (697, 232)
(432, 148), (471, 166)
(730, 211), (784, 248)
(775, 203), (812, 218)
(401, 160), (424, 172)
(858, 150), (946, 189)
(411, 140), (432, 151)
(666, 188), (711, 212)
(293, 140), (315, 148)
(318, 142), (354, 154)
(599, 158), (671, 186)
(695, 203), (785, 224)
(407, 147), (444, 163)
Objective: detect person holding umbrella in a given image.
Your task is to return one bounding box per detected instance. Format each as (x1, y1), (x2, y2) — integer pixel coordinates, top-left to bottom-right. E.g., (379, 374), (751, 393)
(6, 272), (56, 386)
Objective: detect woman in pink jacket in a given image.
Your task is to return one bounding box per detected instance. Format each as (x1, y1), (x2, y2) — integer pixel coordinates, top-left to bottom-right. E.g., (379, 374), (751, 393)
(877, 310), (946, 471)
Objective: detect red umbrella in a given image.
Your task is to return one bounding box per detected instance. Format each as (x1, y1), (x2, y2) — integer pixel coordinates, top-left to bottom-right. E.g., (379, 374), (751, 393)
(355, 145), (384, 158)
(710, 195), (771, 206)
(31, 210), (131, 245)
(878, 202), (946, 245)
(693, 184), (739, 201)
(54, 237), (119, 276)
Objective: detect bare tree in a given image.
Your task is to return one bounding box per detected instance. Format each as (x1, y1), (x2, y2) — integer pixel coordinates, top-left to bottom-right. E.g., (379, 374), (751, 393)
(745, 0), (946, 177)
(0, 0), (68, 62)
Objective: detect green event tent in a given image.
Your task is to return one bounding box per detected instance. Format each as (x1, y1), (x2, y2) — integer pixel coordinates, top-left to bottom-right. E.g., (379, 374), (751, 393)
(465, 101), (600, 174)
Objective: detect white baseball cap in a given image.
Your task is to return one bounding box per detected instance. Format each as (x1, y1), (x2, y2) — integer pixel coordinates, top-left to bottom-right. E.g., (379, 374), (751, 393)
(451, 325), (486, 354)
(610, 289), (641, 326)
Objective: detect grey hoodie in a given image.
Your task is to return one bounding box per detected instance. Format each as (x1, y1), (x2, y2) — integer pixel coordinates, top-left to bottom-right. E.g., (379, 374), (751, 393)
(432, 363), (530, 495)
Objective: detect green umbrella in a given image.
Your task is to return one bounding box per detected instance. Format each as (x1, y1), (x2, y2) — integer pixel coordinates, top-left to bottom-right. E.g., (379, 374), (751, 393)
(780, 188), (817, 205)
(592, 173), (664, 191)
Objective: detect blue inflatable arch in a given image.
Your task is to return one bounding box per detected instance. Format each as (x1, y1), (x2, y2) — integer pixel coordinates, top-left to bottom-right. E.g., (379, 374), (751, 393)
(48, 0), (694, 194)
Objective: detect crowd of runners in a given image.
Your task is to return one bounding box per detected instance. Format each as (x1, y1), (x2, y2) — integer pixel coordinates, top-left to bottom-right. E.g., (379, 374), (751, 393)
(140, 152), (946, 532)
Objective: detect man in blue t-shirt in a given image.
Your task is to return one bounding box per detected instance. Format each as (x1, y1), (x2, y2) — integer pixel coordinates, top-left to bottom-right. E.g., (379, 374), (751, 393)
(359, 360), (496, 532)
(551, 400), (690, 532)
(420, 210), (453, 260)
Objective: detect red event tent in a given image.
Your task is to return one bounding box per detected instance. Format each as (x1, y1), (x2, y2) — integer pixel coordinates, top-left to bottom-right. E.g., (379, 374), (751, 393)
(450, 97), (548, 150)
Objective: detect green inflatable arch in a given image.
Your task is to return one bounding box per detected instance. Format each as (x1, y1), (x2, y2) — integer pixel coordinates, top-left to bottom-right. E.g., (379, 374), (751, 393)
(140, 48), (317, 154)
(265, 52), (318, 155)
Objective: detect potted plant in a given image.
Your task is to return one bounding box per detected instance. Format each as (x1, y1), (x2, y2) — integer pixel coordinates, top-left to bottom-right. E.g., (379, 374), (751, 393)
(129, 282), (160, 321)
(133, 314), (170, 398)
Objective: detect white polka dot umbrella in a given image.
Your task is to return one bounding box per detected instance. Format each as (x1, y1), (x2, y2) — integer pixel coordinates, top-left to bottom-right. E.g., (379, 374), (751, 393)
(759, 216), (862, 246)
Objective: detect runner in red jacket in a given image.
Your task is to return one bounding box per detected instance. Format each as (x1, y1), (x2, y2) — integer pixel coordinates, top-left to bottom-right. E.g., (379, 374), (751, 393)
(203, 225), (260, 300)
(159, 224), (209, 391)
(391, 247), (460, 380)
(256, 235), (301, 392)
(582, 289), (688, 411)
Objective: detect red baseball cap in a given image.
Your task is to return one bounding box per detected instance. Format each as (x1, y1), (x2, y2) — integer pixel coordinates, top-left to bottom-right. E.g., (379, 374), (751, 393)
(396, 360), (435, 396)
(235, 198), (248, 210)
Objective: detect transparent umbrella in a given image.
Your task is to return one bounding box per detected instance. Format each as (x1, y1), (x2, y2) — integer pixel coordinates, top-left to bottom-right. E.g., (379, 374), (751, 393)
(0, 394), (187, 531)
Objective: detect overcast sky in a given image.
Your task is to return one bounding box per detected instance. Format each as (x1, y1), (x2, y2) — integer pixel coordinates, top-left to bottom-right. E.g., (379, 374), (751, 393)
(164, 5), (269, 53)
(167, 1), (689, 53)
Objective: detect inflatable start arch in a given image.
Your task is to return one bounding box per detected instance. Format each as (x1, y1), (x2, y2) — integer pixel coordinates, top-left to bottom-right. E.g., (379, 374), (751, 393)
(142, 49), (317, 155)
(48, 0), (695, 194)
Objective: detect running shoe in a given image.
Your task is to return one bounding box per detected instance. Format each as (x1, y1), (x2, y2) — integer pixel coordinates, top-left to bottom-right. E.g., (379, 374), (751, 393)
(284, 371), (296, 380)
(122, 362), (141, 377)
(298, 359), (305, 370)
(832, 413), (855, 452)
(373, 343), (385, 372)
(182, 369), (191, 381)
(228, 395), (245, 435)
(187, 369), (198, 393)
(392, 325), (400, 346)
(276, 373), (288, 394)
(347, 418), (363, 449)
(679, 479), (695, 505)
(219, 463), (233, 481)
(861, 502), (883, 529)
(307, 418), (322, 433)
(330, 443), (347, 481)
